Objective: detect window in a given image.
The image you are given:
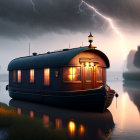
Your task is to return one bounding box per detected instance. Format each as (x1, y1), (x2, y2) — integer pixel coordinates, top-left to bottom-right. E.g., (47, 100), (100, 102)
(13, 70), (16, 82)
(44, 68), (50, 86)
(97, 67), (103, 81)
(63, 67), (81, 82)
(30, 69), (34, 83)
(17, 70), (21, 83)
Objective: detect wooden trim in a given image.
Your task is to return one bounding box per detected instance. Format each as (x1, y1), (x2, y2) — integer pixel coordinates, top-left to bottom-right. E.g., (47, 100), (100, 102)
(63, 80), (82, 84)
(9, 85), (104, 95)
(82, 66), (94, 89)
(97, 66), (107, 68)
(97, 81), (103, 84)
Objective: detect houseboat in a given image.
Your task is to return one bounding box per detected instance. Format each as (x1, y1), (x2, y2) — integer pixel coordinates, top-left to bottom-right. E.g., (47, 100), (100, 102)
(7, 33), (116, 111)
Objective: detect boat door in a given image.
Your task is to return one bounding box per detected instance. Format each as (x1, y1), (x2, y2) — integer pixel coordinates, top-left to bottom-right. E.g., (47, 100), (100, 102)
(83, 66), (93, 89)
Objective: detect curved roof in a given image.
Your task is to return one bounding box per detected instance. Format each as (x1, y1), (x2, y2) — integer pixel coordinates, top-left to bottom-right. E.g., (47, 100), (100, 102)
(8, 46), (110, 70)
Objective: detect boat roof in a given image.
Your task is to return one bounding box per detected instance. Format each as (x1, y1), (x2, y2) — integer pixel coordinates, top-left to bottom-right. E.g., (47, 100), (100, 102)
(8, 46), (110, 70)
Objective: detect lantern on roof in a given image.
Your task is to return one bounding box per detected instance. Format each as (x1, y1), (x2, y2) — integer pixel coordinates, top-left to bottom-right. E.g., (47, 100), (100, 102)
(88, 32), (93, 48)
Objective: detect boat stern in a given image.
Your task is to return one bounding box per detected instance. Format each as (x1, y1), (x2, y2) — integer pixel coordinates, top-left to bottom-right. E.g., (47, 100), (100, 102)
(104, 85), (116, 109)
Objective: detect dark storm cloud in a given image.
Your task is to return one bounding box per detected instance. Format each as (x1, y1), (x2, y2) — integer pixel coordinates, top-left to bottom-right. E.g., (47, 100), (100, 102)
(0, 0), (139, 38)
(0, 0), (106, 37)
(85, 0), (140, 27)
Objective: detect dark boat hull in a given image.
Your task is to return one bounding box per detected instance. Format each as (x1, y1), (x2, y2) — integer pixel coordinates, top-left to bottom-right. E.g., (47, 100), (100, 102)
(8, 85), (115, 111)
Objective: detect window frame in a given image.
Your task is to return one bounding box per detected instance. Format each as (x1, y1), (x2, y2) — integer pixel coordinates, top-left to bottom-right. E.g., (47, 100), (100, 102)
(96, 66), (103, 83)
(13, 70), (16, 83)
(85, 67), (92, 83)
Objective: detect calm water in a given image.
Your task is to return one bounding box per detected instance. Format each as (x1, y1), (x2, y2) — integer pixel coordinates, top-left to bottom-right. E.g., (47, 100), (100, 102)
(0, 72), (140, 140)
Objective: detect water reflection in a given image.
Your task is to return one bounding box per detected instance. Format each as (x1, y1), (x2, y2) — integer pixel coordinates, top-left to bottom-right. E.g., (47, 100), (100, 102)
(9, 99), (115, 140)
(30, 111), (34, 118)
(43, 115), (50, 128)
(78, 124), (85, 136)
(17, 108), (21, 115)
(123, 81), (140, 112)
(68, 121), (76, 136)
(55, 118), (62, 129)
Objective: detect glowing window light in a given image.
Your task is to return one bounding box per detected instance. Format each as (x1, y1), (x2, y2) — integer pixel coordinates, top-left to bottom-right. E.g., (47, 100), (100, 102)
(68, 67), (76, 81)
(44, 68), (50, 86)
(13, 70), (16, 82)
(85, 62), (89, 68)
(79, 124), (85, 136)
(55, 118), (62, 129)
(63, 67), (81, 82)
(17, 70), (21, 83)
(30, 69), (34, 83)
(90, 62), (94, 67)
(68, 121), (76, 136)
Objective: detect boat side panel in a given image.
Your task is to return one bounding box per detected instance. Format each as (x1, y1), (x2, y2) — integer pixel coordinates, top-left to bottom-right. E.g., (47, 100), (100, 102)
(9, 68), (62, 92)
(9, 89), (106, 110)
(9, 90), (42, 102)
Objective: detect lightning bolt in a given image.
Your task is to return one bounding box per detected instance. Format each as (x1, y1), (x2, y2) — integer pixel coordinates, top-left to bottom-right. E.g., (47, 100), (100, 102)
(80, 0), (127, 60)
(30, 0), (37, 13)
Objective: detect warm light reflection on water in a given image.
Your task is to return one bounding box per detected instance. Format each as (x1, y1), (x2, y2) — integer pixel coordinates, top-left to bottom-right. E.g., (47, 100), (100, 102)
(43, 115), (49, 128)
(78, 124), (85, 136)
(108, 80), (140, 138)
(68, 121), (76, 136)
(120, 93), (127, 129)
(10, 100), (114, 140)
(17, 108), (21, 115)
(30, 111), (34, 118)
(55, 118), (62, 129)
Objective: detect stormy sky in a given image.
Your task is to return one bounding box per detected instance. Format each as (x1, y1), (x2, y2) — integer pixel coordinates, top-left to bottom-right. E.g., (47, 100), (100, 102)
(0, 0), (105, 37)
(0, 0), (140, 73)
(0, 0), (139, 37)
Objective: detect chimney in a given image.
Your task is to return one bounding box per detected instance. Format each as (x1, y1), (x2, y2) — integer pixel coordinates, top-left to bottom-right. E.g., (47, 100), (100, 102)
(32, 52), (37, 56)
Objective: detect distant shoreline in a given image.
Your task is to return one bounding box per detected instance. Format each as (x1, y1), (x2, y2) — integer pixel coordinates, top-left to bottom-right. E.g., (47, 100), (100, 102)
(123, 71), (140, 81)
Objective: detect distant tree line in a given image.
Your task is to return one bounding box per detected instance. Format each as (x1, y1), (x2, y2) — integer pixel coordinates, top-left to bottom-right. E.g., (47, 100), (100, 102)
(134, 46), (140, 68)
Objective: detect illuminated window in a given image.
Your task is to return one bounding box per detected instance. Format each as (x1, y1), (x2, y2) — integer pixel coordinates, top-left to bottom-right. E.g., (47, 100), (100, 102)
(44, 68), (50, 86)
(13, 70), (16, 82)
(97, 67), (103, 81)
(17, 70), (21, 83)
(30, 69), (34, 83)
(63, 67), (81, 82)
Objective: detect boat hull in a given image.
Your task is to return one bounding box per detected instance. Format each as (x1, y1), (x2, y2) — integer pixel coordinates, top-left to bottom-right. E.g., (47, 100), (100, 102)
(8, 85), (115, 111)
